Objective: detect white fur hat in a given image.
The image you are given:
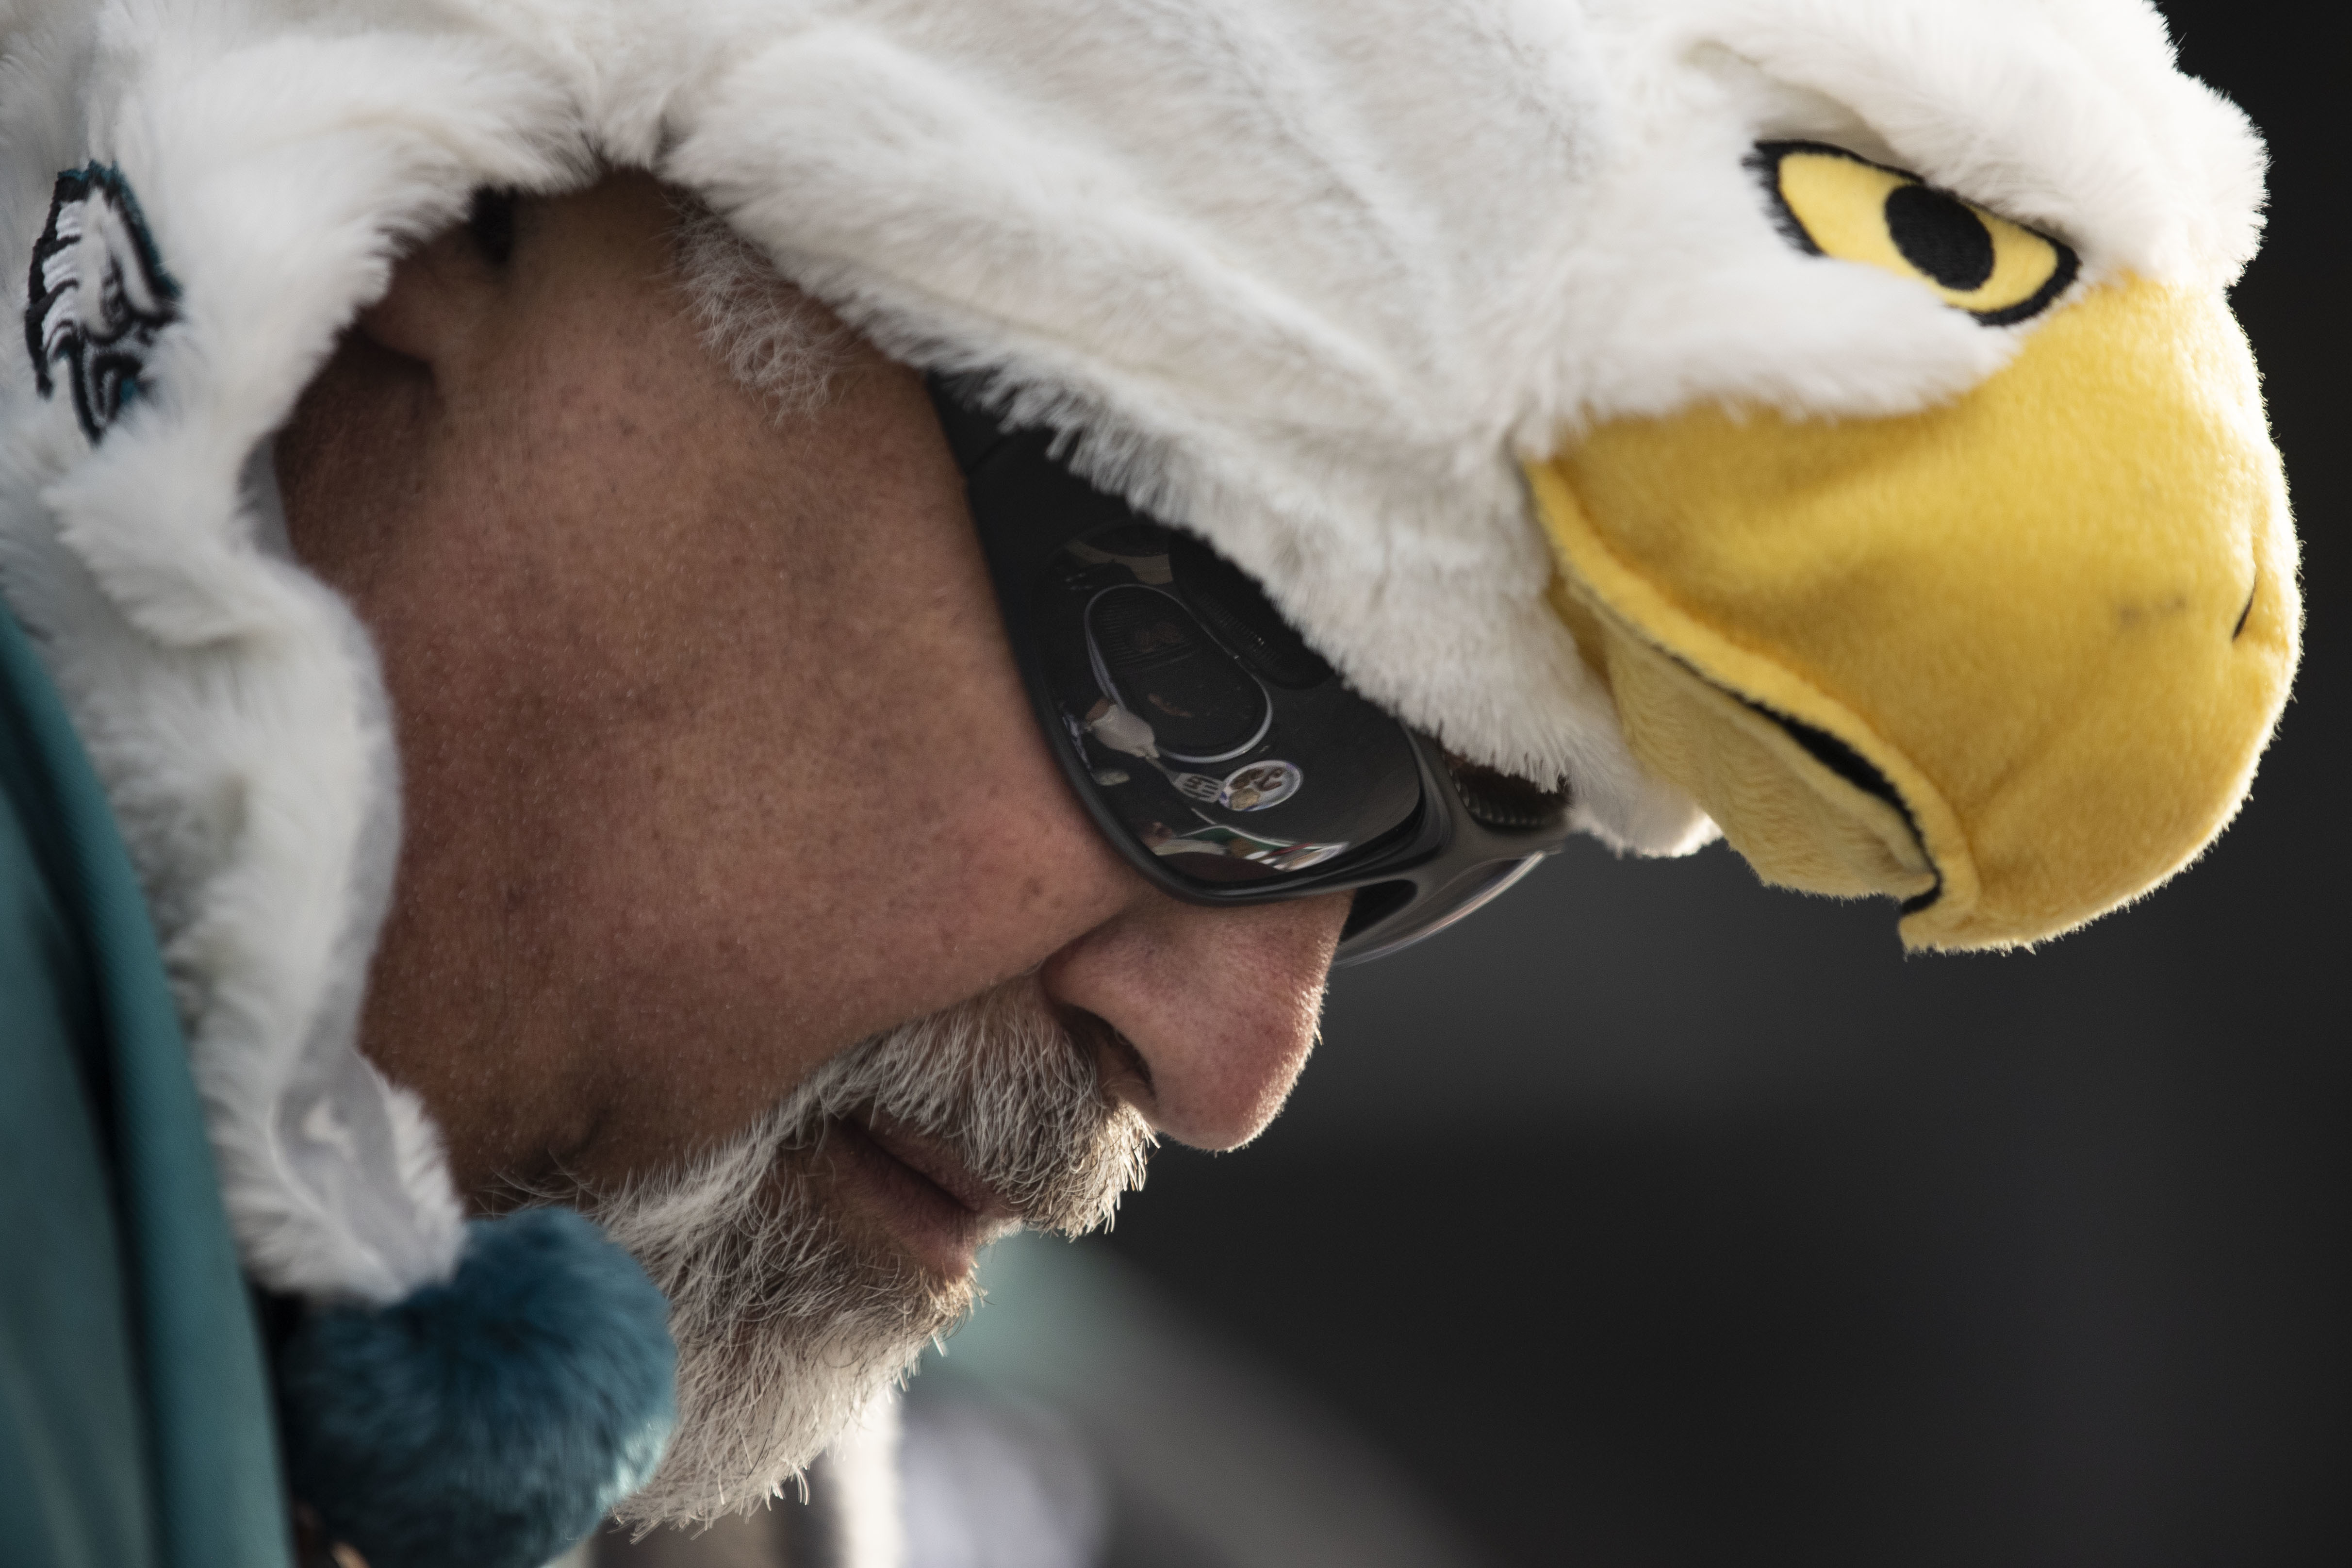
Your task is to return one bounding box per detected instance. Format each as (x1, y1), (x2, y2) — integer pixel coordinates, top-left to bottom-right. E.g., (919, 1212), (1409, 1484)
(0, 0), (2266, 1302)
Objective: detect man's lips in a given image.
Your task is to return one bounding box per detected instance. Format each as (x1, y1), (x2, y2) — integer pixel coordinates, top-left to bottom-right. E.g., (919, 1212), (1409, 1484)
(820, 1112), (1016, 1277)
(859, 1114), (1018, 1222)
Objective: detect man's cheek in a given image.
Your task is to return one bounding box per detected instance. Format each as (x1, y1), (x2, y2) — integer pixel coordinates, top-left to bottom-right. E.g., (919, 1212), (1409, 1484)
(890, 778), (1131, 955)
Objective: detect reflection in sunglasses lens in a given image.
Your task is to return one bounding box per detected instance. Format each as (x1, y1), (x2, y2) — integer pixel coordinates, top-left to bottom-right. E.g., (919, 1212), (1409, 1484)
(1036, 525), (1421, 886)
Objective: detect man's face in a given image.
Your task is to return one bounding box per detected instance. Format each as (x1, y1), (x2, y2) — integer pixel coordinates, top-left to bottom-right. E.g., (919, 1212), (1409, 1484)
(274, 173), (1349, 1517)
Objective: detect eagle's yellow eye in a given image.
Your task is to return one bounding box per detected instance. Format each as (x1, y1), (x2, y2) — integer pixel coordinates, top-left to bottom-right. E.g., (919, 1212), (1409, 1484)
(1753, 141), (2079, 326)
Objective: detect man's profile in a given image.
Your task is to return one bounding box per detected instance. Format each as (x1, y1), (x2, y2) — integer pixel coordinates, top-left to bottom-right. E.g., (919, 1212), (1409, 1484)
(273, 172), (1357, 1521)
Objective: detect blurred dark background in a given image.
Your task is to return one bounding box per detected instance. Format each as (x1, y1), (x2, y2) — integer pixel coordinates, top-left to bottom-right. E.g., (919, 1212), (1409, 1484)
(1089, 6), (2347, 1564)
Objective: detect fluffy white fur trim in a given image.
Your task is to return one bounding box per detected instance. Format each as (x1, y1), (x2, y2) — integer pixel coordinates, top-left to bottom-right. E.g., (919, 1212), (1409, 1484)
(0, 0), (2265, 1303)
(0, 0), (590, 1301)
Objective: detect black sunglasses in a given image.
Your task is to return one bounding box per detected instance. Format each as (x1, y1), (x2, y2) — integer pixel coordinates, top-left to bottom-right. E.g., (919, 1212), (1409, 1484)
(928, 376), (1572, 963)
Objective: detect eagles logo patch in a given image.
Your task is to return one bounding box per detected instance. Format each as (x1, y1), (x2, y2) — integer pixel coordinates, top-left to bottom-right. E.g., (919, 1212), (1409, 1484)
(25, 163), (180, 443)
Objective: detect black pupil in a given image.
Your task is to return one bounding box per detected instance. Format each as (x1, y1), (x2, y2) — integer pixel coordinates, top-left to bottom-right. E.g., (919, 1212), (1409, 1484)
(1883, 182), (1995, 292)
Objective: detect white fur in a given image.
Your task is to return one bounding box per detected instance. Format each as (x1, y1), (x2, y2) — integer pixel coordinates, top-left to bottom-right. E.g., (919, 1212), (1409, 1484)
(0, 0), (591, 1300)
(0, 0), (2267, 1305)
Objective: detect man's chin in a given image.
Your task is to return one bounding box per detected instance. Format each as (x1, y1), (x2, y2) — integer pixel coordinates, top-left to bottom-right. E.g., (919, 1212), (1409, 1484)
(609, 1177), (975, 1528)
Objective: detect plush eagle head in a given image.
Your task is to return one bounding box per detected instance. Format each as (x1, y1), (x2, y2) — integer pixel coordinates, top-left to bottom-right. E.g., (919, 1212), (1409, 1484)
(1518, 2), (2296, 949)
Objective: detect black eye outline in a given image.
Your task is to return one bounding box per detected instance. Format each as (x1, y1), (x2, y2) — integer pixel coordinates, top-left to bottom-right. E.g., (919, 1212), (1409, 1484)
(1748, 140), (2081, 328)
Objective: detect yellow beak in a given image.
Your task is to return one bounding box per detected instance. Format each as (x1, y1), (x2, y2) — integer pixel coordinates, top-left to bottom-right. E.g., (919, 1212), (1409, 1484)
(1529, 278), (2300, 949)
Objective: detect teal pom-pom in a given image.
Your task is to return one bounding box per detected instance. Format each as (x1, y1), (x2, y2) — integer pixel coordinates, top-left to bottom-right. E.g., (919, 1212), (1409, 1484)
(277, 1209), (676, 1568)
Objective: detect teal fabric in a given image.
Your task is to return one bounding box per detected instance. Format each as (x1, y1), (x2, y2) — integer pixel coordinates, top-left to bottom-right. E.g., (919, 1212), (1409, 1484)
(0, 629), (153, 1568)
(0, 599), (293, 1568)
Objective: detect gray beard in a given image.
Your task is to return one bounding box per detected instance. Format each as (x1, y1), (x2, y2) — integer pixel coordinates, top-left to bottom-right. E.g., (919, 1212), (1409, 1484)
(583, 982), (1154, 1527)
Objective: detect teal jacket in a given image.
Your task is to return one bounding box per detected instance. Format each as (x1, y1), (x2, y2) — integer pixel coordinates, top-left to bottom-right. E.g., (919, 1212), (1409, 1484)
(0, 600), (292, 1568)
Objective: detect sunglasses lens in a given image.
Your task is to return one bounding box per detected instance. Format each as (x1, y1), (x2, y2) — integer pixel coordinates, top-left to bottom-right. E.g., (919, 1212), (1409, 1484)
(1027, 522), (1424, 885)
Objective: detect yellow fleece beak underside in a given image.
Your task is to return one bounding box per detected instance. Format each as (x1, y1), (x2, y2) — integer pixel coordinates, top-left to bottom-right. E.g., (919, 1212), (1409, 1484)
(1530, 277), (2299, 950)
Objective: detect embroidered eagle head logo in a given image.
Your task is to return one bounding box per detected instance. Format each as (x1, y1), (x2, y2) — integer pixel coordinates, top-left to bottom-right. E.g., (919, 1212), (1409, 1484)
(25, 163), (180, 443)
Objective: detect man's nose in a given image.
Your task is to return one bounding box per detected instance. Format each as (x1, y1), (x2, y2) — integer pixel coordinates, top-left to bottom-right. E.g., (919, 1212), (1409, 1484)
(1041, 891), (1350, 1150)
